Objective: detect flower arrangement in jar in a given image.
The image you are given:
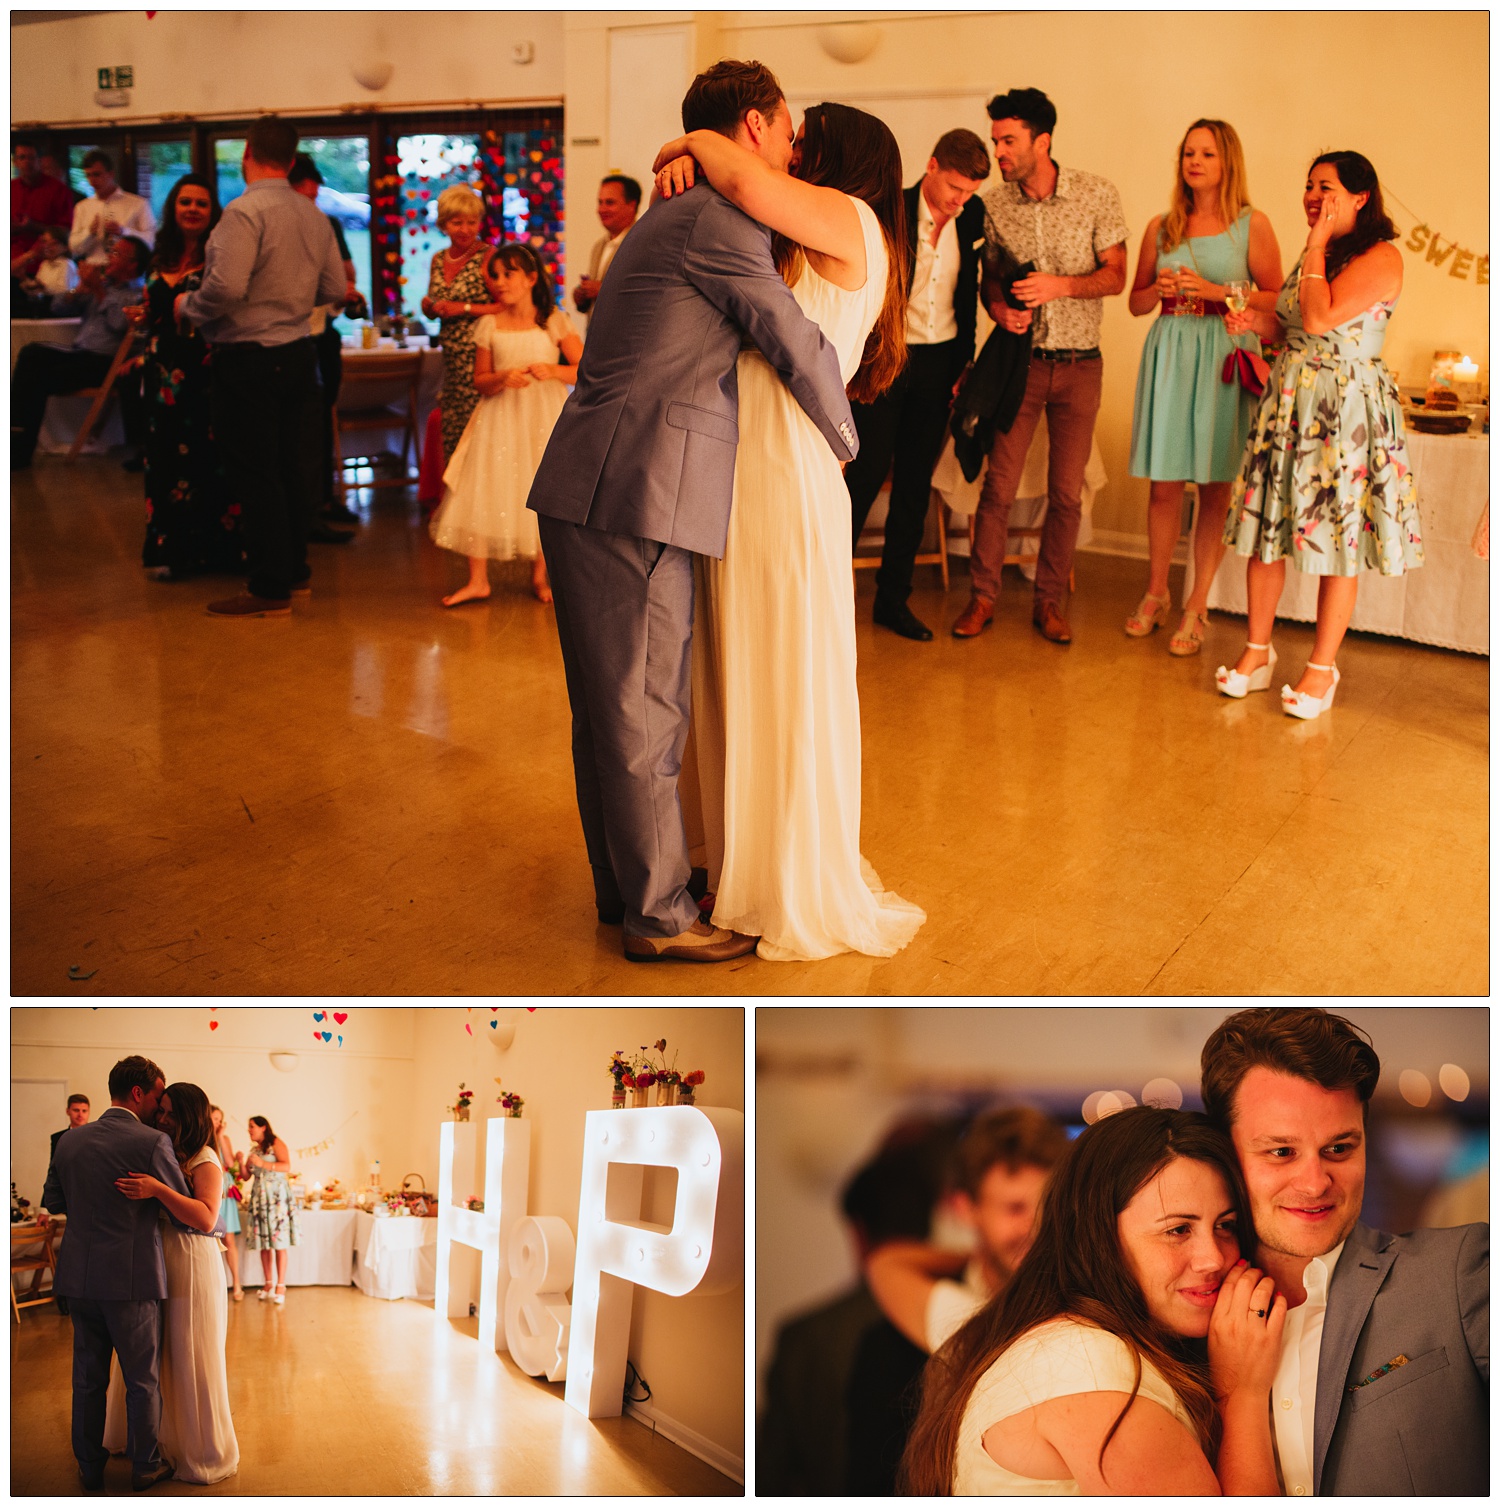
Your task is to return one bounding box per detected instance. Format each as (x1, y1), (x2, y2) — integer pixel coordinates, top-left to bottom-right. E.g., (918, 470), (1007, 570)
(645, 1038), (686, 1104)
(447, 1083), (474, 1122)
(495, 1082), (525, 1118)
(609, 1050), (632, 1108)
(632, 1069), (657, 1109)
(679, 1068), (706, 1106)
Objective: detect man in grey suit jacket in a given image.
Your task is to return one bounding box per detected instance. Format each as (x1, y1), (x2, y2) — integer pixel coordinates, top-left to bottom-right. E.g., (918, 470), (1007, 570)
(1202, 1009), (1488, 1496)
(529, 59), (858, 963)
(41, 1054), (190, 1492)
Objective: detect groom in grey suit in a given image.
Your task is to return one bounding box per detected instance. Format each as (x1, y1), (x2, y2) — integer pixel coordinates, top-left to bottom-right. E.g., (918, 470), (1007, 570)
(1202, 1009), (1487, 1496)
(41, 1054), (190, 1492)
(529, 59), (858, 963)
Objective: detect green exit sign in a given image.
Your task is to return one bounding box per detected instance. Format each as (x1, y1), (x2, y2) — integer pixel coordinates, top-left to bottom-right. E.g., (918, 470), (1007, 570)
(97, 66), (134, 90)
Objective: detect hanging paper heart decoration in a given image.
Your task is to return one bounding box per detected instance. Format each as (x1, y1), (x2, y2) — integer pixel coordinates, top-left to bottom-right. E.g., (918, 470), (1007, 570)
(337, 1036), (343, 1047)
(314, 1030), (323, 1041)
(209, 1020), (219, 1031)
(465, 1023), (472, 1036)
(313, 1011), (326, 1023)
(334, 1013), (348, 1025)
(321, 1031), (332, 1043)
(489, 1019), (497, 1029)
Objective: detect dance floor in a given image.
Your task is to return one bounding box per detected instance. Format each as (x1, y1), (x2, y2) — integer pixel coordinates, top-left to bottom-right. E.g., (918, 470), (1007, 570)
(10, 458), (1488, 995)
(8, 1284), (737, 1496)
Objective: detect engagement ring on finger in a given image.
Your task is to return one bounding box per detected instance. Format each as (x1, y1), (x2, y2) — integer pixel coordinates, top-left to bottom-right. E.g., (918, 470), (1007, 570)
(1253, 1308), (1266, 1317)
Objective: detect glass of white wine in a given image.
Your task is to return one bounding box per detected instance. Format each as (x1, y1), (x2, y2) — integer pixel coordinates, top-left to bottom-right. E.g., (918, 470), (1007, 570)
(1224, 280), (1251, 316)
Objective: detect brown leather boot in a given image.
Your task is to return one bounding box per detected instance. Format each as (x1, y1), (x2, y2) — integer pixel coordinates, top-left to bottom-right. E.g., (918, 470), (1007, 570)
(950, 594), (996, 638)
(1034, 599), (1072, 644)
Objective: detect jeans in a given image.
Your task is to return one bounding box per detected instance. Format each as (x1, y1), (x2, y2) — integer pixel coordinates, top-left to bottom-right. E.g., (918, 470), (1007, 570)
(969, 353), (1103, 606)
(209, 338), (321, 599)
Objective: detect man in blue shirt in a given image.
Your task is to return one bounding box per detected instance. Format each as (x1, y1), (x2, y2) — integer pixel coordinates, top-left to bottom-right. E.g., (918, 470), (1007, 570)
(176, 117), (347, 617)
(10, 234), (146, 470)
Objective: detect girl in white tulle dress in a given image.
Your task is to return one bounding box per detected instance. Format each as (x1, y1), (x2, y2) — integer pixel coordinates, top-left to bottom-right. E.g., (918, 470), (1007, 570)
(430, 242), (582, 607)
(653, 103), (926, 962)
(108, 1082), (239, 1485)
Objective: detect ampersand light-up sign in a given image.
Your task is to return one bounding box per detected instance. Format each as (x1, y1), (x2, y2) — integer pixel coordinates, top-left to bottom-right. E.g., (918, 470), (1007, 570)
(564, 1104), (744, 1419)
(504, 1214), (575, 1381)
(434, 1116), (530, 1355)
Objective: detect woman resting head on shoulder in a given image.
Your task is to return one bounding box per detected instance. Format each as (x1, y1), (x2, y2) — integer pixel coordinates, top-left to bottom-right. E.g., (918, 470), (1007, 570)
(114, 1081), (223, 1232)
(653, 99), (911, 404)
(900, 1105), (1285, 1496)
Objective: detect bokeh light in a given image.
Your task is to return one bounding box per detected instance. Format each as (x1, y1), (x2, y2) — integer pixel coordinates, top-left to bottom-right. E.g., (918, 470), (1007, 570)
(1398, 1068), (1432, 1107)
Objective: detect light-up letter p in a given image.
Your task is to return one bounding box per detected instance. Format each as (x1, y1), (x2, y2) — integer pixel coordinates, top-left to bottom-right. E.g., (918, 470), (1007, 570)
(563, 1104), (744, 1418)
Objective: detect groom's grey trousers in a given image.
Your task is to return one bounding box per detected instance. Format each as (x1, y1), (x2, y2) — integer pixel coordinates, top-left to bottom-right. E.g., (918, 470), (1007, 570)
(539, 513), (702, 938)
(68, 1296), (166, 1474)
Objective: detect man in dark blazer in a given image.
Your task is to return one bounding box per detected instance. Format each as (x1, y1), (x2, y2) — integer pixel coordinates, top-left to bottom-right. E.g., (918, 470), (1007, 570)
(41, 1055), (190, 1493)
(1202, 1009), (1487, 1496)
(42, 1091), (91, 1313)
(845, 130), (990, 640)
(528, 60), (856, 963)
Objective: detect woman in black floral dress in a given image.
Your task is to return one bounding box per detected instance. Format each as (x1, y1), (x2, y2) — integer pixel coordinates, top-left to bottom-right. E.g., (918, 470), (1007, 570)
(421, 185), (503, 464)
(139, 174), (241, 578)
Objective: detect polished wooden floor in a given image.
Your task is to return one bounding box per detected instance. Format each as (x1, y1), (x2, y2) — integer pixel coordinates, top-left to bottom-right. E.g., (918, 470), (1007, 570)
(9, 1285), (737, 1496)
(11, 458), (1489, 995)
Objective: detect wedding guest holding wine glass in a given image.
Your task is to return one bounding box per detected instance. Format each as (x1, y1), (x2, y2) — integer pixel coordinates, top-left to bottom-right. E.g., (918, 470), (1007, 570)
(243, 1115), (298, 1305)
(420, 186), (502, 467)
(209, 1105), (244, 1302)
(1125, 121), (1282, 656)
(137, 174), (242, 581)
(1217, 152), (1421, 718)
(899, 1106), (1284, 1494)
(429, 242), (581, 606)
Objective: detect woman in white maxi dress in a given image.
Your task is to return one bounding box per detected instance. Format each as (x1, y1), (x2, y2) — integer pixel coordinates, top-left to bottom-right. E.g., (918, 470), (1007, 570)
(656, 106), (926, 962)
(107, 1083), (240, 1485)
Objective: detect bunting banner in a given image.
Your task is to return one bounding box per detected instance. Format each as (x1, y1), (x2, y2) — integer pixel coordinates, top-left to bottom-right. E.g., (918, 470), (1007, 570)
(1386, 191), (1487, 286)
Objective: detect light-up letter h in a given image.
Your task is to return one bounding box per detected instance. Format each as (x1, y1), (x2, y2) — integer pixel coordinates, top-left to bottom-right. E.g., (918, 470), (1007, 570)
(563, 1104), (744, 1418)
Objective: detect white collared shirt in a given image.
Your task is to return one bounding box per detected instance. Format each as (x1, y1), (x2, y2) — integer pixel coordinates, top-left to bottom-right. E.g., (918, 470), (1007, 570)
(101, 1103), (141, 1122)
(924, 1257), (992, 1351)
(907, 189), (961, 346)
(1271, 1239), (1347, 1496)
(596, 225), (630, 284)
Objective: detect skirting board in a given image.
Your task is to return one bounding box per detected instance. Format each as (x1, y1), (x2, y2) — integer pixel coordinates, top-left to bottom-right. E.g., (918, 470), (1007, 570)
(623, 1400), (744, 1485)
(1080, 528), (1189, 565)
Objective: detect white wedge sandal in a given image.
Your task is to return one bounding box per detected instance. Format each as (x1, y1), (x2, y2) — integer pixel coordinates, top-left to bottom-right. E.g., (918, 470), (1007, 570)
(1282, 662), (1340, 719)
(1215, 642), (1276, 698)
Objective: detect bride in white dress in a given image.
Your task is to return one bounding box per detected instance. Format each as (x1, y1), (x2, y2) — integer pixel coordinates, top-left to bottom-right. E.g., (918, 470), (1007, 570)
(654, 103), (927, 962)
(108, 1081), (240, 1484)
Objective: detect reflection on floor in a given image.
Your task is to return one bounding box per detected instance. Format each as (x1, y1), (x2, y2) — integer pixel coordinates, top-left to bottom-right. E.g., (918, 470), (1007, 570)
(9, 1285), (738, 1496)
(10, 459), (1489, 995)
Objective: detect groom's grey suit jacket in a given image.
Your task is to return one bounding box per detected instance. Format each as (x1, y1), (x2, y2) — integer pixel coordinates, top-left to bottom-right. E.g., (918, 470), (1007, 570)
(529, 183), (857, 559)
(1315, 1220), (1488, 1494)
(42, 1107), (191, 1301)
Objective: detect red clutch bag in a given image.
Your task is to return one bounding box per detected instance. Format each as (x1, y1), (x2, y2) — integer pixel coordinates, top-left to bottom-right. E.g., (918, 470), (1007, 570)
(1223, 347), (1270, 398)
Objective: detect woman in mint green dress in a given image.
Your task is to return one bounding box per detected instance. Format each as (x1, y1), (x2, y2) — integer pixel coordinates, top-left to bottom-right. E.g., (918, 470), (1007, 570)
(1126, 120), (1283, 655)
(1217, 152), (1421, 720)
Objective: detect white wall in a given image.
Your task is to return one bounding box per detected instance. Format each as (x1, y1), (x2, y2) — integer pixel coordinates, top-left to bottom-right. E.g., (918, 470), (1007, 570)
(10, 1004), (747, 1474)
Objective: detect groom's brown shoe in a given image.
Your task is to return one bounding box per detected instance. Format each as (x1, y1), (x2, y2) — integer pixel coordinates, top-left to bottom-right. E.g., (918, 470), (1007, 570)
(132, 1460), (174, 1492)
(624, 918), (756, 963)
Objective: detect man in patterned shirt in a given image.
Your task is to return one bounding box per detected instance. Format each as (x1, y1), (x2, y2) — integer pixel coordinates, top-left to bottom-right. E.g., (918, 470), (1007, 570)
(953, 88), (1128, 645)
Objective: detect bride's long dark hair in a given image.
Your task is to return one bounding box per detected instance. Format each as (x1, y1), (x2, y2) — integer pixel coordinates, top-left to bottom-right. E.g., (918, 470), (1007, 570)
(163, 1082), (213, 1166)
(773, 101), (909, 403)
(898, 1106), (1255, 1494)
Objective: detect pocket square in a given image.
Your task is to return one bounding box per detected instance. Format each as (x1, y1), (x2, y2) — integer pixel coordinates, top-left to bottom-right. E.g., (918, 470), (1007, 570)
(1348, 1353), (1408, 1391)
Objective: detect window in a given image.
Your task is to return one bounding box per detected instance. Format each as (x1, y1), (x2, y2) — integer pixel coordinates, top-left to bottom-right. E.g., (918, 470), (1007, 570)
(213, 137), (246, 208)
(299, 135), (371, 324)
(137, 139), (193, 221)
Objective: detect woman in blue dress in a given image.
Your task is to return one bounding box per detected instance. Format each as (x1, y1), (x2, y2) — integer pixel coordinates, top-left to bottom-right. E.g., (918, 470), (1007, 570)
(1217, 152), (1421, 719)
(209, 1104), (244, 1301)
(1125, 121), (1282, 655)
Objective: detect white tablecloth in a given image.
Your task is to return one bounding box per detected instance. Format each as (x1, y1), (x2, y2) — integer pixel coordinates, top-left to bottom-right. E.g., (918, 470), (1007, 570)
(253, 1207), (356, 1287)
(11, 316), (123, 454)
(338, 337), (444, 429)
(1201, 431), (1490, 655)
(352, 1209), (437, 1301)
(923, 419), (1107, 573)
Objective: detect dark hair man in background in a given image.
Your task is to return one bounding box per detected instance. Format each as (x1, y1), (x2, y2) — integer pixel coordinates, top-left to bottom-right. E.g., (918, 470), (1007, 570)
(572, 173), (642, 314)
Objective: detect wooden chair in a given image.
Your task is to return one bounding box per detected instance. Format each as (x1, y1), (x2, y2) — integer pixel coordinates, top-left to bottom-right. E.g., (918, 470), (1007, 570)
(332, 351), (425, 501)
(11, 1221), (60, 1321)
(853, 482), (951, 591)
(65, 327), (140, 460)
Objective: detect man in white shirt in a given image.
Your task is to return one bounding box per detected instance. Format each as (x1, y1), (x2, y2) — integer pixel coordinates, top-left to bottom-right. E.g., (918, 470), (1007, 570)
(865, 1105), (1069, 1352)
(1201, 1008), (1487, 1496)
(846, 130), (990, 641)
(572, 174), (640, 315)
(68, 148), (156, 267)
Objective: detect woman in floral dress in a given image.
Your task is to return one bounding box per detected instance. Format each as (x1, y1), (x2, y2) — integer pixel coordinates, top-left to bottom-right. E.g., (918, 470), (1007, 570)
(1217, 151), (1421, 719)
(138, 175), (240, 579)
(243, 1115), (298, 1305)
(421, 185), (503, 465)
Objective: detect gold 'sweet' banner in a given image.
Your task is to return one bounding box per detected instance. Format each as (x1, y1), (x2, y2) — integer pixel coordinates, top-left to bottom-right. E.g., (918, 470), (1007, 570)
(1403, 225), (1488, 284)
